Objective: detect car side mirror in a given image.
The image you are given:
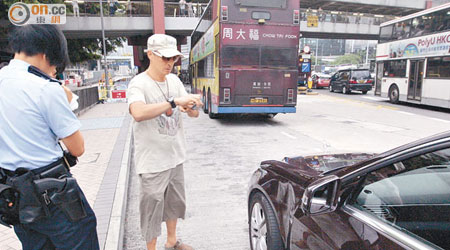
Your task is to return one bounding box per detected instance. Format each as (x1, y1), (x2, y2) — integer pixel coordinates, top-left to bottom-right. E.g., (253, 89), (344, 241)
(301, 175), (341, 216)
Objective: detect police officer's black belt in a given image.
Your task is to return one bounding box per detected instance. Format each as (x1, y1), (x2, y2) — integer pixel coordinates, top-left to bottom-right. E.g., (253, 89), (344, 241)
(0, 158), (86, 227)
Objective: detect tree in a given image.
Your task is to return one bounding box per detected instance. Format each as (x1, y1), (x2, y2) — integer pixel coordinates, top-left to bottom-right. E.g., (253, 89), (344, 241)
(68, 37), (126, 64)
(0, 0), (126, 64)
(332, 54), (362, 66)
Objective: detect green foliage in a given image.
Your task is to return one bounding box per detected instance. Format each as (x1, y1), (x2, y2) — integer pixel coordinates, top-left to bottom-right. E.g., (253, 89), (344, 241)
(1, 0), (126, 64)
(310, 55), (323, 66)
(68, 37), (126, 64)
(332, 54), (362, 66)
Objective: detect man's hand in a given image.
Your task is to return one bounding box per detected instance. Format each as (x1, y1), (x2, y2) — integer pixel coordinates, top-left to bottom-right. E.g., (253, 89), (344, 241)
(62, 85), (73, 103)
(174, 94), (203, 108)
(179, 104), (199, 117)
(177, 94), (202, 117)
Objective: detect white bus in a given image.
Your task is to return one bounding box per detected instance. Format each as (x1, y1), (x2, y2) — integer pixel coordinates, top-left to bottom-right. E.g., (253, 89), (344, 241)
(375, 3), (450, 109)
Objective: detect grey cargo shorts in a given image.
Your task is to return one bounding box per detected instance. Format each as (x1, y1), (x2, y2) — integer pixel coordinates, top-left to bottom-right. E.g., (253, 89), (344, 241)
(138, 164), (186, 242)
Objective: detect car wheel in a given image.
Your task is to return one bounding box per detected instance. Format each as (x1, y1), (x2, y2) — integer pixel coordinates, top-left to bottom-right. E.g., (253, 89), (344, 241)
(342, 85), (348, 94)
(362, 90), (368, 94)
(389, 85), (399, 104)
(329, 84), (333, 92)
(249, 192), (283, 250)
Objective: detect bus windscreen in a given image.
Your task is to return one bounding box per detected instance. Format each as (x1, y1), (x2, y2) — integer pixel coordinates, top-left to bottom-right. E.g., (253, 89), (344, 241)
(261, 48), (297, 67)
(222, 47), (259, 66)
(222, 47), (297, 67)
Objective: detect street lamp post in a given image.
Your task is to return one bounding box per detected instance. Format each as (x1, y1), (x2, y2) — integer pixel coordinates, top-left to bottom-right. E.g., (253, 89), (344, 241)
(365, 40), (370, 66)
(99, 0), (109, 99)
(315, 38), (319, 66)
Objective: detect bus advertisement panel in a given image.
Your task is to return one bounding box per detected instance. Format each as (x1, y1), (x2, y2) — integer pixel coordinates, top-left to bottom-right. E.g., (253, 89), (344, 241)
(190, 0), (300, 118)
(375, 3), (450, 109)
(377, 31), (450, 60)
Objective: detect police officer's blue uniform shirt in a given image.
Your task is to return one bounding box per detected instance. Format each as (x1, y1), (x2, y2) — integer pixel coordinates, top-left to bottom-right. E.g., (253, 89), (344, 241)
(0, 59), (81, 171)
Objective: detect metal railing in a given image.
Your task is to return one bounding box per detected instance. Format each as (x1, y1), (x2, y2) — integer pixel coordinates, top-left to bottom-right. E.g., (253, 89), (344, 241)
(301, 8), (396, 26)
(66, 2), (389, 25)
(65, 1), (207, 17)
(73, 86), (100, 115)
(66, 1), (152, 17)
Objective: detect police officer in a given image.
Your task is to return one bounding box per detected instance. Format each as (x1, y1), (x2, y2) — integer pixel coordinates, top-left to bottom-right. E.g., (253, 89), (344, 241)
(0, 25), (99, 250)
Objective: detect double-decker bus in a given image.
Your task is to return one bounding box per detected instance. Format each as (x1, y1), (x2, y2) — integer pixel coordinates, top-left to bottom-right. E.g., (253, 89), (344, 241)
(190, 0), (300, 118)
(375, 3), (450, 109)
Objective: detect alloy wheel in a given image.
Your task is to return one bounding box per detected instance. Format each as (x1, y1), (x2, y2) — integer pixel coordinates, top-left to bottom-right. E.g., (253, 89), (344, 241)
(250, 202), (268, 250)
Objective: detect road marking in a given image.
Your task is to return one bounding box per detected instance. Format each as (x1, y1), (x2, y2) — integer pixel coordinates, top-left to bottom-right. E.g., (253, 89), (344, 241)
(428, 117), (450, 123)
(281, 131), (297, 139)
(323, 94), (399, 110)
(323, 116), (404, 132)
(362, 96), (385, 101)
(396, 111), (415, 116)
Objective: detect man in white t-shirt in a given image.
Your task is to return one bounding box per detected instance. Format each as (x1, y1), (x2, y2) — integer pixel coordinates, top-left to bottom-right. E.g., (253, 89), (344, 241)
(127, 34), (202, 250)
(179, 0), (186, 16)
(72, 0), (79, 17)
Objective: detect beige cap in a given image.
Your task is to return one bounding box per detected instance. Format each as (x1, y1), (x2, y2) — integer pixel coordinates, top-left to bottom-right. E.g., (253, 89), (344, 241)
(144, 34), (183, 58)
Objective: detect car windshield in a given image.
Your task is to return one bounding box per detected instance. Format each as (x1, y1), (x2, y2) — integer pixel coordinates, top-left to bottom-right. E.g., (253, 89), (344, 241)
(352, 70), (371, 79)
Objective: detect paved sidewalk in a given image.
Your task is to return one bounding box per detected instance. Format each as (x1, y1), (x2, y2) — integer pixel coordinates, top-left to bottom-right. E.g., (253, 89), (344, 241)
(0, 102), (132, 250)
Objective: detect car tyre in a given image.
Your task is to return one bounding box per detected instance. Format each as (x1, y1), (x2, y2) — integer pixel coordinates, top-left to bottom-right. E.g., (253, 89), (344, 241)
(389, 85), (399, 104)
(362, 90), (368, 94)
(342, 85), (349, 94)
(249, 192), (283, 250)
(329, 84), (333, 92)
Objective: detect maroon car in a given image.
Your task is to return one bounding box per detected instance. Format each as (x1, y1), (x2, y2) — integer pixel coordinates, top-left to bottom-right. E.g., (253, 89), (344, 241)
(248, 131), (450, 250)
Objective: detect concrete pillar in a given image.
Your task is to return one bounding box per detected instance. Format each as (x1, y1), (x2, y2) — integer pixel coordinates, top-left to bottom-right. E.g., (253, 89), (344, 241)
(152, 0), (165, 34)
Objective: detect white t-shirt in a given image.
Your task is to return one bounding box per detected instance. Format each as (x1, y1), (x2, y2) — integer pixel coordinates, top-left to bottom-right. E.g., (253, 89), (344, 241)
(127, 72), (188, 174)
(179, 0), (186, 9)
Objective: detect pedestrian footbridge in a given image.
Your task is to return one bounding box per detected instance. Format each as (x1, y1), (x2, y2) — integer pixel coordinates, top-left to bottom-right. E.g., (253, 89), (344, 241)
(56, 0), (433, 40)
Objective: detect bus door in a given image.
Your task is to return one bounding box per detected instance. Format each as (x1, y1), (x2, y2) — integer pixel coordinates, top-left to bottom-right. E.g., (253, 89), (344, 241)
(407, 60), (424, 101)
(375, 62), (383, 95)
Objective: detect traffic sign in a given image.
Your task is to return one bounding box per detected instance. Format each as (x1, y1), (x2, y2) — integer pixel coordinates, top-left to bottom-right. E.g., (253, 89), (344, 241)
(302, 63), (311, 73)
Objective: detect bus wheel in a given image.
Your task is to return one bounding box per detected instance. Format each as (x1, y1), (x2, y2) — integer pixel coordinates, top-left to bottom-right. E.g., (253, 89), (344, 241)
(389, 85), (399, 103)
(208, 90), (218, 119)
(203, 89), (209, 114)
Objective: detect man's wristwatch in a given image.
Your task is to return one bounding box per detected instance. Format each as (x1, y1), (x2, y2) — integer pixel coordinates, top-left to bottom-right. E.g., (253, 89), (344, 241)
(167, 97), (176, 108)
